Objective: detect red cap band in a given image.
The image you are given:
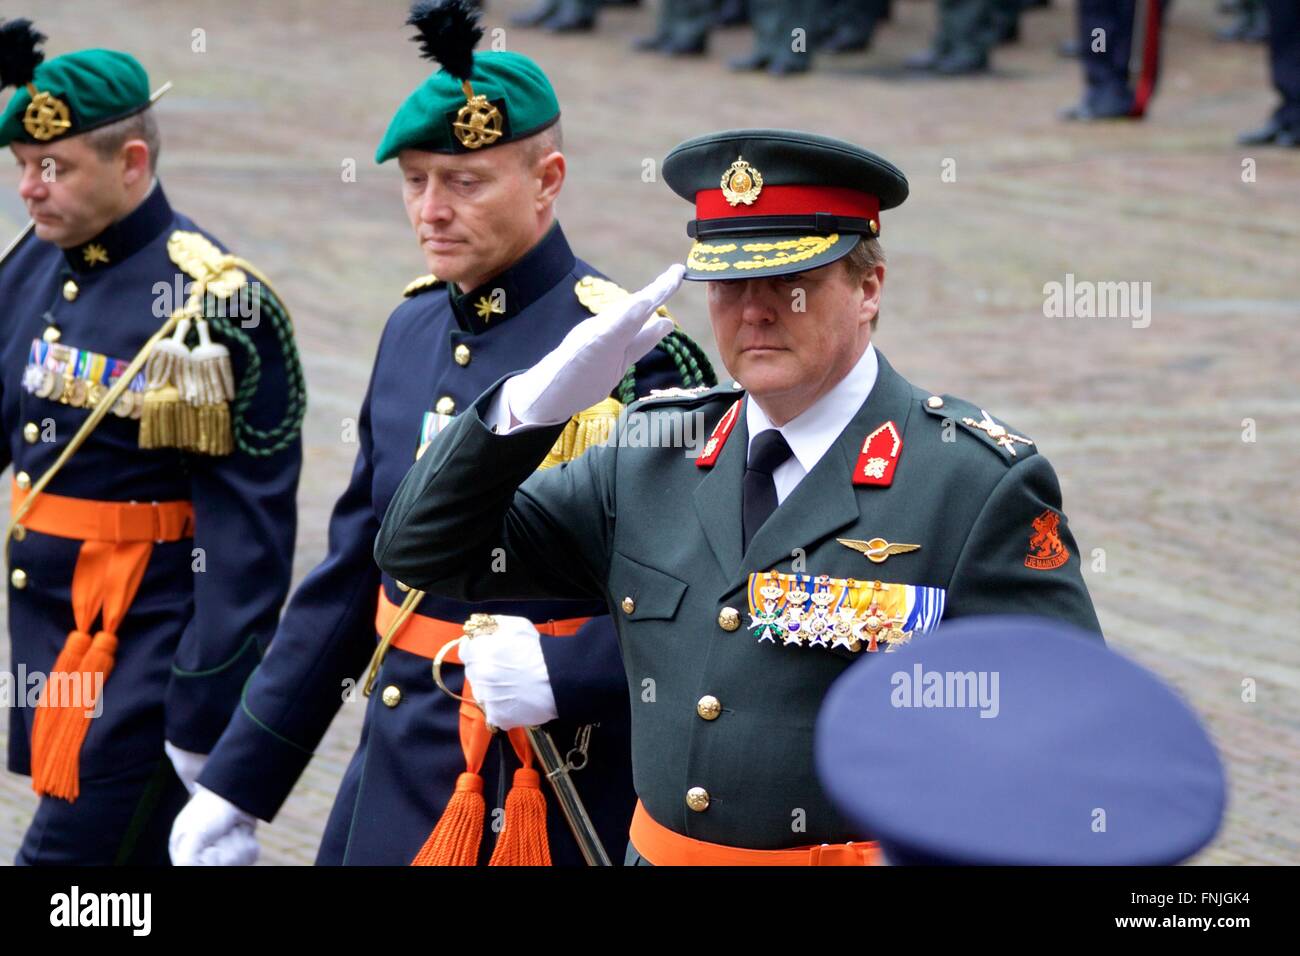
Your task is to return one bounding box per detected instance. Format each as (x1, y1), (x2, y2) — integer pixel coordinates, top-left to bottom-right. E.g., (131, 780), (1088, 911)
(695, 185), (880, 223)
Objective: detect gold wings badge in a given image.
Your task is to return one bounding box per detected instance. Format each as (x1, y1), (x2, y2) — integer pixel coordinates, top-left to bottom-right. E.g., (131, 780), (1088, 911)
(837, 537), (921, 565)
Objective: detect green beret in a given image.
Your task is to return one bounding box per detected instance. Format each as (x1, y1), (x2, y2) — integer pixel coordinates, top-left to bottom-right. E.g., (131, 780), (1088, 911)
(375, 49), (559, 163)
(0, 46), (150, 147)
(662, 128), (909, 281)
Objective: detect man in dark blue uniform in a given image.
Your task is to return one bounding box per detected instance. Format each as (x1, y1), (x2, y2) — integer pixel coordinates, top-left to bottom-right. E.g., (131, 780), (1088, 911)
(1061, 0), (1171, 120)
(170, 0), (712, 866)
(1238, 0), (1300, 146)
(0, 21), (304, 864)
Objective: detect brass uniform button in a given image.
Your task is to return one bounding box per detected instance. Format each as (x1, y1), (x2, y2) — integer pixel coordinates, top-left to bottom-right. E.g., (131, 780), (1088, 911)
(453, 344), (471, 367)
(717, 607), (740, 631)
(62, 280), (78, 302)
(15, 471), (32, 490)
(435, 396), (456, 416)
(926, 395), (944, 409)
(696, 695), (722, 721)
(685, 787), (710, 812)
(23, 422), (39, 443)
(381, 685), (402, 708)
(43, 325), (61, 343)
(621, 596), (635, 615)
(10, 568), (28, 590)
(12, 526), (26, 542)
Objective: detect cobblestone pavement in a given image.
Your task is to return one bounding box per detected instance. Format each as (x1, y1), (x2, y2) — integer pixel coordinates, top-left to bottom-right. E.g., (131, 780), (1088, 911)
(1, 0), (1296, 865)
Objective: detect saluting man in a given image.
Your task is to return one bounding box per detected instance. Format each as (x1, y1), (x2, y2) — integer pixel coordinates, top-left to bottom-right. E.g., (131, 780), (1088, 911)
(170, 0), (713, 866)
(0, 20), (304, 864)
(375, 127), (1101, 865)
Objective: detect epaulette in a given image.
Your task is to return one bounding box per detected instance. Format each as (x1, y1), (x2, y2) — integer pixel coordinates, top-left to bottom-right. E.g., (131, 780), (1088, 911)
(631, 381), (740, 410)
(403, 274), (445, 298)
(574, 274), (675, 321)
(917, 389), (1037, 462)
(135, 230), (306, 458)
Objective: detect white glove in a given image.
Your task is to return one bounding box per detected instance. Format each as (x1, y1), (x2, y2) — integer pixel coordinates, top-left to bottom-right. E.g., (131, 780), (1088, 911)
(169, 786), (261, 866)
(459, 615), (558, 730)
(502, 263), (684, 427)
(164, 740), (207, 796)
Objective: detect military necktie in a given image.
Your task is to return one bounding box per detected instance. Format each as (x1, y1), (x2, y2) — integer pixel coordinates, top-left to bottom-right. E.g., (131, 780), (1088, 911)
(743, 428), (794, 551)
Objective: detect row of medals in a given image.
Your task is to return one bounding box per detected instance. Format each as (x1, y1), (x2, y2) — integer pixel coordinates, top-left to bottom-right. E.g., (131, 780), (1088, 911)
(22, 341), (145, 419)
(748, 576), (913, 654)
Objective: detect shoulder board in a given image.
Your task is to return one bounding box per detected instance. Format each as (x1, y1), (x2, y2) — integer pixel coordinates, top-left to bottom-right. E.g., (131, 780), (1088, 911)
(917, 390), (1038, 462)
(631, 381), (742, 410)
(403, 274), (445, 298)
(575, 274), (675, 321)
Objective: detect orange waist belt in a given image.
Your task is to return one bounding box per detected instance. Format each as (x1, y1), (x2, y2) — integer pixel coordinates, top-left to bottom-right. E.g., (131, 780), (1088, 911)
(373, 586), (590, 664)
(630, 801), (882, 866)
(372, 586), (591, 866)
(10, 481), (194, 804)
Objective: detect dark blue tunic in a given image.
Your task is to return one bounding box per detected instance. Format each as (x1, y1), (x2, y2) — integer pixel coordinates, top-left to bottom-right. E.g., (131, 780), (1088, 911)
(1, 184), (303, 864)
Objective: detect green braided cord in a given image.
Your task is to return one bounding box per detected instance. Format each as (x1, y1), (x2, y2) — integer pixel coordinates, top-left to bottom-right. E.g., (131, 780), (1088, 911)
(657, 329), (716, 388)
(616, 328), (718, 402)
(205, 283), (307, 458)
(616, 366), (638, 405)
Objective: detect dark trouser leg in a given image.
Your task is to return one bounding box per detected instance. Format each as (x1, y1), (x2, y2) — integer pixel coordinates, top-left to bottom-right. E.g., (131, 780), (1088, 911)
(1078, 0), (1137, 113)
(1265, 0), (1300, 128)
(661, 0), (717, 44)
(17, 758), (189, 865)
(935, 0), (997, 59)
(747, 0), (815, 67)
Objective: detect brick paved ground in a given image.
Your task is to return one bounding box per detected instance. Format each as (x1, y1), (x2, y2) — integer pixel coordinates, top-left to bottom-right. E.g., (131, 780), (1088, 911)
(2, 0), (1296, 865)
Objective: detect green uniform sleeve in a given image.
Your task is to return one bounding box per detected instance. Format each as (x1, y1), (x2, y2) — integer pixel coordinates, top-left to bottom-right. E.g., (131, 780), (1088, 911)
(945, 454), (1103, 637)
(375, 381), (615, 603)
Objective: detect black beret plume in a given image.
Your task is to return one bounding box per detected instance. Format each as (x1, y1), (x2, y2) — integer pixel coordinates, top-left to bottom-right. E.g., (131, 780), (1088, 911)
(0, 18), (46, 92)
(407, 0), (483, 83)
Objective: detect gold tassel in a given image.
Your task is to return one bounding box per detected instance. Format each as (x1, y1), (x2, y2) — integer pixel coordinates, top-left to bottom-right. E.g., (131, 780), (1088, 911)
(138, 317), (191, 450)
(187, 319), (234, 456)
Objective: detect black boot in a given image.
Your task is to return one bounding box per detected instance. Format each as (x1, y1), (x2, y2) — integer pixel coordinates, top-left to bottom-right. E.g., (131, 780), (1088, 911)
(729, 50), (771, 71)
(817, 24), (872, 53)
(933, 49), (989, 75)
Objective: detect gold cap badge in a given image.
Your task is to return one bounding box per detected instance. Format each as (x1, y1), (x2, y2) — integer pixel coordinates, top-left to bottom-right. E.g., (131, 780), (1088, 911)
(721, 156), (763, 206)
(454, 80), (502, 150)
(23, 85), (71, 141)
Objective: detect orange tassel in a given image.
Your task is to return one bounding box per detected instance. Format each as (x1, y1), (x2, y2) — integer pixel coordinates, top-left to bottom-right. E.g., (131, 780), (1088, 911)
(29, 629), (92, 772)
(31, 630), (117, 803)
(488, 767), (552, 866)
(411, 772), (486, 866)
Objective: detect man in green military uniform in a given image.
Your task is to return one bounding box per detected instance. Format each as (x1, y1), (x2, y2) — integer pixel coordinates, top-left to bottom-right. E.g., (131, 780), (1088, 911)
(906, 0), (1022, 75)
(375, 128), (1100, 864)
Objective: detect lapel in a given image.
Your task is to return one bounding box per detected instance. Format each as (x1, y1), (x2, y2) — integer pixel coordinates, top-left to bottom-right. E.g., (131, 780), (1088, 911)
(693, 399), (748, 582)
(742, 349), (916, 579)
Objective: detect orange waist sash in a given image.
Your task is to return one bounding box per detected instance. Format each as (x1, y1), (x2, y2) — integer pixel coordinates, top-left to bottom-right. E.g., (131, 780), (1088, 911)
(12, 482), (194, 542)
(373, 586), (590, 665)
(10, 480), (193, 803)
(630, 800), (882, 866)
